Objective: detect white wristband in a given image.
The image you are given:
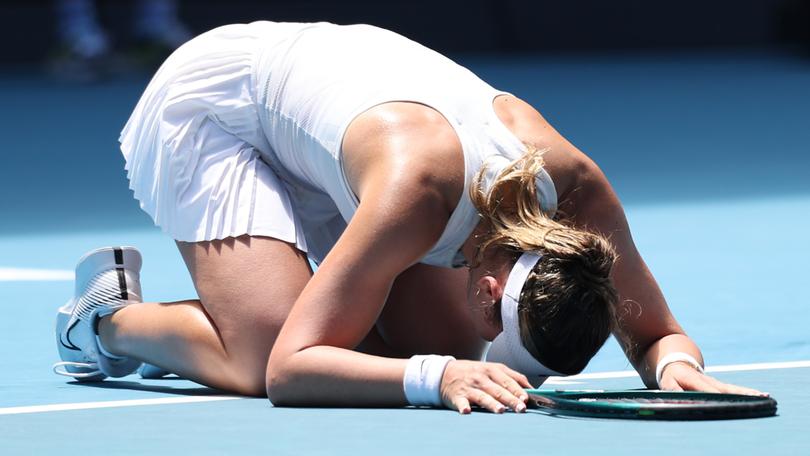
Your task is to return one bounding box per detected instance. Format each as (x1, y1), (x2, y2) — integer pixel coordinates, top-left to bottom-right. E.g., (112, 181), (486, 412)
(655, 352), (704, 388)
(403, 355), (455, 407)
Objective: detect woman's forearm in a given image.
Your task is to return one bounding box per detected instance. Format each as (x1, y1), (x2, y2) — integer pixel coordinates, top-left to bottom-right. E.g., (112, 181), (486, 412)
(611, 243), (705, 388)
(266, 346), (408, 407)
(564, 158), (706, 387)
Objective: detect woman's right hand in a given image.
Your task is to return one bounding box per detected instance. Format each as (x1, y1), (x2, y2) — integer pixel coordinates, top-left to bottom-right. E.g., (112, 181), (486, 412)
(441, 360), (533, 414)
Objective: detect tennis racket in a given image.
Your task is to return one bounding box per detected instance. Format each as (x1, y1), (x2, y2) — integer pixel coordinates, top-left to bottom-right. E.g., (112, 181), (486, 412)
(525, 389), (777, 420)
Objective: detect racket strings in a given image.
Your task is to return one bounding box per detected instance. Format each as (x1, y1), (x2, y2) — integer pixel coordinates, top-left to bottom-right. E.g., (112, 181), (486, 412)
(578, 397), (734, 405)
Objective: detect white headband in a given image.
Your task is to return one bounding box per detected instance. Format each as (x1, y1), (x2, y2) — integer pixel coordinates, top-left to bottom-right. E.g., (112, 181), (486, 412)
(485, 252), (564, 378)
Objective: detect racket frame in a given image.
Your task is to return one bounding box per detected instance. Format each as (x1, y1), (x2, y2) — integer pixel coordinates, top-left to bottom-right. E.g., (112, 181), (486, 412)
(525, 389), (778, 420)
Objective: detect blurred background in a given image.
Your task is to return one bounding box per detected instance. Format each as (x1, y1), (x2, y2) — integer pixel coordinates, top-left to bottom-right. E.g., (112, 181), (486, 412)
(0, 1), (808, 371)
(1, 0), (809, 65)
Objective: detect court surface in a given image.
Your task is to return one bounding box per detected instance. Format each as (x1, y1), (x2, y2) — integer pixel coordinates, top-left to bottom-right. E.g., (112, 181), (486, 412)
(1, 49), (809, 454)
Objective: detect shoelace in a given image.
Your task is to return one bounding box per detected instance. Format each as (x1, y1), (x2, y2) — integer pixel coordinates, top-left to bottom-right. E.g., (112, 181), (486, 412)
(52, 361), (102, 379)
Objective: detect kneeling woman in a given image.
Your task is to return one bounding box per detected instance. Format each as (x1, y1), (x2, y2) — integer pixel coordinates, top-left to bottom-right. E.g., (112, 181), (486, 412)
(55, 21), (760, 413)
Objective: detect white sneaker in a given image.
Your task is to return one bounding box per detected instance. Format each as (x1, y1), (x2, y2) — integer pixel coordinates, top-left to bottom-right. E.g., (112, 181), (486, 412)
(53, 247), (144, 380)
(54, 302), (106, 381)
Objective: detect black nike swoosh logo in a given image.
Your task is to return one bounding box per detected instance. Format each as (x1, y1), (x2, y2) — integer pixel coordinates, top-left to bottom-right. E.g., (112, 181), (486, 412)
(60, 318), (81, 351)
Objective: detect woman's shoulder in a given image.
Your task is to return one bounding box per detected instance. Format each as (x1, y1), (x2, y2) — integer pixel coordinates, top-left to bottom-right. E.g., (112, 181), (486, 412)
(494, 95), (600, 206)
(492, 95), (549, 141)
(343, 101), (465, 211)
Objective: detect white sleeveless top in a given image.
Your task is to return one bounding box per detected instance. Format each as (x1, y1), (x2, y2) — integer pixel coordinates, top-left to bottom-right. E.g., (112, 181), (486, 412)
(252, 22), (557, 267)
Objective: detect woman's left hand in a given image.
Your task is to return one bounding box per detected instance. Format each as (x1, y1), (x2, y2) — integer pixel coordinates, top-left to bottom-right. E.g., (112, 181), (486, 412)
(658, 362), (768, 396)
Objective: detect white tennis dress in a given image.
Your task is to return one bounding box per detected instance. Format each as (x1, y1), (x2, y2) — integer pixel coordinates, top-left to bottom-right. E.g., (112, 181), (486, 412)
(120, 21), (557, 266)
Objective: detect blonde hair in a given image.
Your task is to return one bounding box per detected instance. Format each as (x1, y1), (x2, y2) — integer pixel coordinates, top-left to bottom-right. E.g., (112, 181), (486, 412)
(470, 146), (619, 374)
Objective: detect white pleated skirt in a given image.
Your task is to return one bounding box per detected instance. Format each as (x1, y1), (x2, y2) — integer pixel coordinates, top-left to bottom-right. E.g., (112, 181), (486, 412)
(118, 22), (308, 249)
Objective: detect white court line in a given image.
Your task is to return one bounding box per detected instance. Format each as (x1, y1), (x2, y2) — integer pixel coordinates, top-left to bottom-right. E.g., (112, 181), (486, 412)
(0, 268), (73, 282)
(2, 360), (808, 416)
(557, 359), (810, 381)
(0, 395), (241, 416)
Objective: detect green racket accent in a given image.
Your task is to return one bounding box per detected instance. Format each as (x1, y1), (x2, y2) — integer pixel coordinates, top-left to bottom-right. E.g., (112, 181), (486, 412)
(525, 389), (777, 420)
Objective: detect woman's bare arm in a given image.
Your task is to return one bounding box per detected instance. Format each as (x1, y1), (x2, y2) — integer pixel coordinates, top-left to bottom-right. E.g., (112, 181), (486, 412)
(503, 96), (761, 394)
(564, 162), (697, 386)
(555, 153), (761, 394)
(265, 160), (447, 406)
(265, 110), (532, 410)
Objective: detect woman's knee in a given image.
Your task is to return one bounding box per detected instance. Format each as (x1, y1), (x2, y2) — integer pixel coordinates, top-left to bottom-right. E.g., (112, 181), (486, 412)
(227, 361), (271, 397)
(216, 315), (280, 396)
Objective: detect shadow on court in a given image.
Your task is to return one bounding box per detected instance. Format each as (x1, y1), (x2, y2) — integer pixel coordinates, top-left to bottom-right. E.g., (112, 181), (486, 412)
(68, 379), (228, 397)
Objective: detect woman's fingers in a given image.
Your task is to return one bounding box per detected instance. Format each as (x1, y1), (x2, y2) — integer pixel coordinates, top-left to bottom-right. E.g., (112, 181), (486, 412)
(703, 375), (768, 397)
(683, 375), (722, 393)
(450, 395), (472, 415)
(441, 361), (534, 414)
(447, 388), (505, 414)
(473, 388), (509, 414)
(661, 364), (767, 396)
(495, 363), (534, 390)
(474, 363), (534, 412)
(478, 378), (528, 413)
(659, 363), (718, 392)
(486, 367), (530, 410)
(659, 365), (710, 391)
(660, 377), (684, 391)
(725, 384), (768, 397)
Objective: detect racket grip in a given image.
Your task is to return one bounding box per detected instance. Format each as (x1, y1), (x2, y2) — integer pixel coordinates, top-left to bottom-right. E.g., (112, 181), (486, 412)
(655, 352), (704, 387)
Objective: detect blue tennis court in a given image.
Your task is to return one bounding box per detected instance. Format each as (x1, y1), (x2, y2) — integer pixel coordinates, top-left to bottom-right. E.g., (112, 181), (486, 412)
(1, 50), (809, 453)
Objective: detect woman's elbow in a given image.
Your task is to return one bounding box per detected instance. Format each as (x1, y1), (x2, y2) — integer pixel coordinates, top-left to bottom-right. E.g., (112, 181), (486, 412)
(265, 356), (290, 405)
(265, 352), (307, 406)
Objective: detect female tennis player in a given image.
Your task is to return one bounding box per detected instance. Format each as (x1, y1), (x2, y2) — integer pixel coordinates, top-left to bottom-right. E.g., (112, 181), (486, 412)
(54, 21), (762, 413)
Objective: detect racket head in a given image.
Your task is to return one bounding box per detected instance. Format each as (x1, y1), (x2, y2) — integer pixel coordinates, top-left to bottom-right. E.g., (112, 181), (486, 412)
(525, 389), (778, 420)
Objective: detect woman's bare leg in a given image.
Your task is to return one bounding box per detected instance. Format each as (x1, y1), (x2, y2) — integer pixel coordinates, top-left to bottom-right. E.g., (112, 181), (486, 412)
(97, 235), (312, 396)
